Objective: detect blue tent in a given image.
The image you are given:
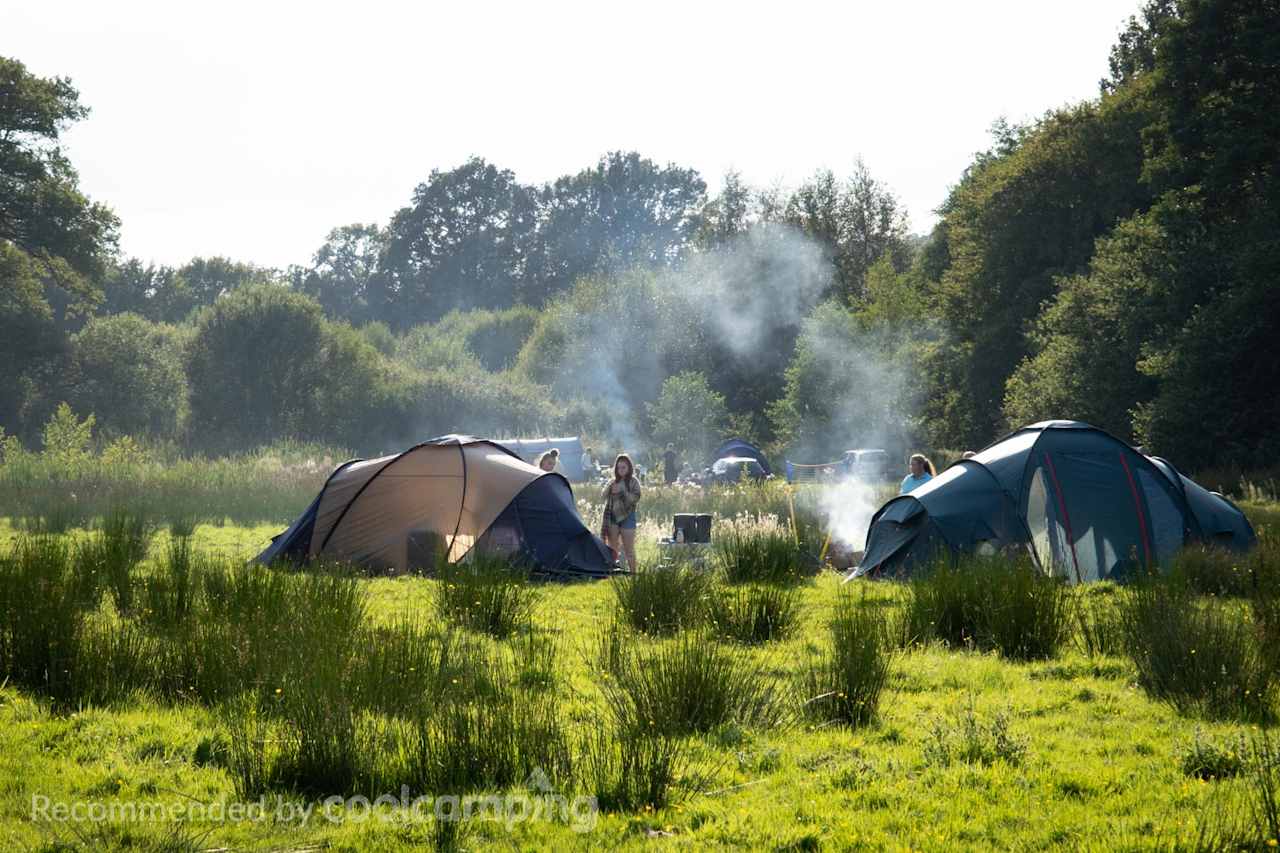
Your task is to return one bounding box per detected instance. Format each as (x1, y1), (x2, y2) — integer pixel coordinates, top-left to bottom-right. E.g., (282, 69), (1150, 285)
(712, 438), (773, 476)
(258, 435), (617, 580)
(848, 421), (1255, 582)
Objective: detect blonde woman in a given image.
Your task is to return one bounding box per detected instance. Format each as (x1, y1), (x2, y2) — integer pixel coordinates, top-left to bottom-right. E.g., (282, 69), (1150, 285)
(537, 448), (560, 473)
(601, 453), (642, 571)
(900, 453), (935, 494)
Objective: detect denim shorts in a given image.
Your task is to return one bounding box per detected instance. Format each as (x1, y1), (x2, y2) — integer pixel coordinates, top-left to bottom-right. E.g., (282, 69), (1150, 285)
(616, 511), (637, 530)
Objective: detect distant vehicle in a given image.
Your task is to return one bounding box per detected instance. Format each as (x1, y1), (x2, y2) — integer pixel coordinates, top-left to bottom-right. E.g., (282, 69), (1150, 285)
(842, 449), (892, 481)
(711, 456), (767, 483)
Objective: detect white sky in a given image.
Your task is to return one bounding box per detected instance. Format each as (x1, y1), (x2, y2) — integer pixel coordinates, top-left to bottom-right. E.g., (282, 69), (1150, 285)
(5, 0), (1140, 270)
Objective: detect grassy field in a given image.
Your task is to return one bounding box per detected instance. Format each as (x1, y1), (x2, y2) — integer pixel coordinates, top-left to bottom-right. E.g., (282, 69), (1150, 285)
(2, 494), (1280, 851)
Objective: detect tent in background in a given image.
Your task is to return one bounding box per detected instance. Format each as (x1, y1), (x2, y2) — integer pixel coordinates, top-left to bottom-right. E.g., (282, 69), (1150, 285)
(848, 421), (1255, 582)
(712, 437), (773, 476)
(257, 435), (617, 580)
(496, 437), (588, 481)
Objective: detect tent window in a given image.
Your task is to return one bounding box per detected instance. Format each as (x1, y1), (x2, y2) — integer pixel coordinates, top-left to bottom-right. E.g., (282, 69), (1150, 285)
(1137, 467), (1186, 562)
(1026, 466), (1070, 576)
(1050, 450), (1149, 581)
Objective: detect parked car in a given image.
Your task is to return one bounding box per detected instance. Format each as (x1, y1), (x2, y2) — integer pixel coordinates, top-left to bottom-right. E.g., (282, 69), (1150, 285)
(842, 448), (892, 481)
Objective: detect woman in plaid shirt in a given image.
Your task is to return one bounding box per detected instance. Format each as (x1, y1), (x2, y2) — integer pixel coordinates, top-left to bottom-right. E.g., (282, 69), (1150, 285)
(601, 453), (642, 571)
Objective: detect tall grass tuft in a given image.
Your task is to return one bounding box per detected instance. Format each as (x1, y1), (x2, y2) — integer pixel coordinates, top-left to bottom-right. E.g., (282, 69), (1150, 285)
(435, 552), (539, 639)
(612, 566), (710, 635)
(577, 724), (696, 812)
(1119, 576), (1274, 720)
(79, 509), (154, 615)
(714, 528), (808, 585)
(800, 594), (893, 728)
(513, 629), (557, 691)
(0, 535), (85, 704)
(905, 555), (1072, 660)
(403, 678), (573, 795)
(142, 536), (198, 632)
(706, 584), (799, 644)
(1073, 584), (1126, 658)
(273, 675), (365, 797)
(221, 693), (281, 800)
(600, 629), (790, 736)
(1189, 731), (1280, 849)
(349, 620), (492, 716)
(72, 620), (163, 706)
(1171, 545), (1255, 598)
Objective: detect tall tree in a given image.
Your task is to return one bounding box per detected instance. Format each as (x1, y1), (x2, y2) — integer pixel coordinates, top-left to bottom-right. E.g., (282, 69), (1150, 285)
(927, 87), (1155, 449)
(0, 55), (119, 315)
(783, 159), (908, 301)
(293, 223), (387, 323)
(0, 57), (117, 436)
(380, 157), (539, 325)
(697, 170), (754, 248)
(531, 151), (706, 300)
(1131, 0), (1280, 466)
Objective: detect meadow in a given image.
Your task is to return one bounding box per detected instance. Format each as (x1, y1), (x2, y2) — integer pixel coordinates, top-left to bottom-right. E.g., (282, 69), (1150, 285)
(3, 462), (1280, 851)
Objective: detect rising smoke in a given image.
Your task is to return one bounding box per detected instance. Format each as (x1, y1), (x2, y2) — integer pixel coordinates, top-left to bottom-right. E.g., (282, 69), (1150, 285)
(500, 219), (922, 548)
(817, 478), (879, 551)
(541, 223), (834, 455)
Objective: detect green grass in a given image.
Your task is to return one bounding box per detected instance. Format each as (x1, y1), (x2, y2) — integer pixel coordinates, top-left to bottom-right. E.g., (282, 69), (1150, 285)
(3, 507), (1280, 849)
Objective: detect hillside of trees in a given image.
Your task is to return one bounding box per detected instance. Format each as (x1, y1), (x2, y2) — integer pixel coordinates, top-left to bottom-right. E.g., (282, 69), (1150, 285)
(2, 0), (1277, 472)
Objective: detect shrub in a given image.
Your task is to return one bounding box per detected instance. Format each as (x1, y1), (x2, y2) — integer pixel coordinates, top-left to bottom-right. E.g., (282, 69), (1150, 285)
(612, 566), (710, 635)
(706, 583), (800, 644)
(800, 594), (893, 728)
(921, 701), (1027, 767)
(463, 306), (540, 372)
(905, 555), (1072, 660)
(1119, 577), (1274, 720)
(185, 284), (328, 448)
(435, 553), (539, 639)
(600, 629), (790, 736)
(70, 313), (188, 438)
(714, 528), (808, 585)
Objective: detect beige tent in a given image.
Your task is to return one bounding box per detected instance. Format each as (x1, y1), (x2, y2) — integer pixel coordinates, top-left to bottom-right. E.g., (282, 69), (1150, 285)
(258, 436), (616, 578)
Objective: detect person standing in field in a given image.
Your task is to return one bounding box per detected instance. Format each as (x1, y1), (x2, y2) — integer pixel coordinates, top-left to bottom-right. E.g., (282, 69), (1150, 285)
(580, 446), (596, 481)
(663, 443), (679, 485)
(601, 453), (642, 571)
(537, 448), (560, 473)
(900, 453), (935, 494)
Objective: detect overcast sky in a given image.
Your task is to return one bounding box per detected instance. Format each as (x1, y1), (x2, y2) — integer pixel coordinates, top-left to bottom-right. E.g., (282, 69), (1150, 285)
(6, 0), (1141, 269)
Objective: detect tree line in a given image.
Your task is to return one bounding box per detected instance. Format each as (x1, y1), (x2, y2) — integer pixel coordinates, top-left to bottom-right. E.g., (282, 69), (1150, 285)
(2, 0), (1277, 473)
